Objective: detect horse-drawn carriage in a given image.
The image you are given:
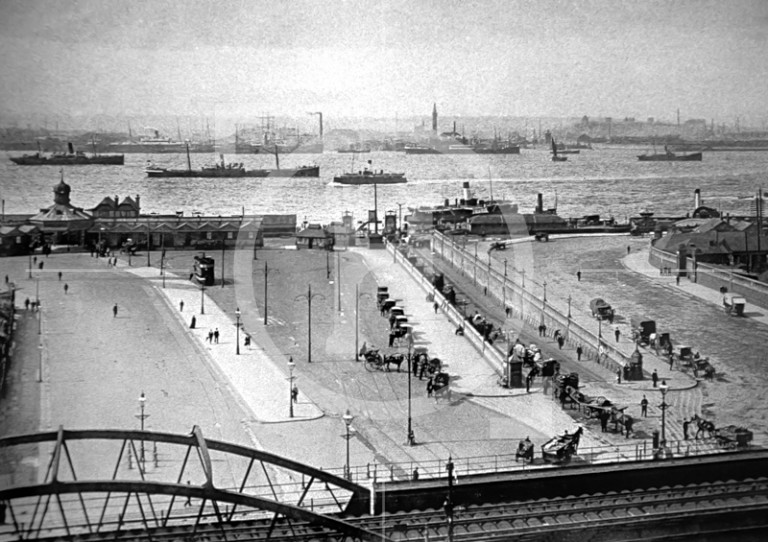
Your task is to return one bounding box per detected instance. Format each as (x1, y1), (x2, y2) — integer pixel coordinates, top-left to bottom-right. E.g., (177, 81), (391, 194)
(675, 346), (716, 379)
(362, 348), (406, 372)
(723, 293), (746, 317)
(553, 373), (580, 407)
(630, 319), (656, 346)
(432, 371), (451, 401)
(414, 352), (442, 377)
(589, 298), (614, 321)
(541, 427), (583, 464)
(714, 425), (753, 449)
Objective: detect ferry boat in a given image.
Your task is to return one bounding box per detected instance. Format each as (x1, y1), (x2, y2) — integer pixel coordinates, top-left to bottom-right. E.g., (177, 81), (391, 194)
(333, 160), (406, 185)
(10, 142), (124, 166)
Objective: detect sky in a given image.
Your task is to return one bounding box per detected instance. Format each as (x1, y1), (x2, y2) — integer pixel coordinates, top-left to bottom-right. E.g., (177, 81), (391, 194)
(1, 0), (767, 126)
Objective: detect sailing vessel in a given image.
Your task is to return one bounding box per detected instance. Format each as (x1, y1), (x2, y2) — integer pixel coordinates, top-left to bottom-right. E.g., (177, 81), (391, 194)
(333, 159), (406, 185)
(638, 145), (703, 161)
(551, 138), (567, 162)
(146, 145), (319, 178)
(10, 142), (124, 166)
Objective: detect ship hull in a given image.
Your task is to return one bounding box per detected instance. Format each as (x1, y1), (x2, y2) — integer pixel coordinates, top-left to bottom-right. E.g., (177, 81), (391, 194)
(10, 154), (124, 165)
(146, 166), (319, 178)
(404, 145), (520, 155)
(333, 174), (406, 185)
(107, 143), (214, 154)
(638, 152), (702, 161)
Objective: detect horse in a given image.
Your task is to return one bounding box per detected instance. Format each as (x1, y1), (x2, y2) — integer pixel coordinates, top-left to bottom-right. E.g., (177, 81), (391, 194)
(383, 354), (405, 372)
(610, 408), (634, 437)
(691, 414), (716, 439)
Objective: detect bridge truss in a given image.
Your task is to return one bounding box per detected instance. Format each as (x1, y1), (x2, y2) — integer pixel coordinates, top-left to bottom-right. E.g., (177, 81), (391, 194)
(0, 426), (388, 541)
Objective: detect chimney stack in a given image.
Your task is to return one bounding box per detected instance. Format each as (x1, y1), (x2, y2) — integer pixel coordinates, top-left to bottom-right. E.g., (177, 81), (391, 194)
(694, 189), (701, 210)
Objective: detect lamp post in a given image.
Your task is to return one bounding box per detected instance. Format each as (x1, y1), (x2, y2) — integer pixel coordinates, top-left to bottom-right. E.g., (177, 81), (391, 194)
(502, 259), (508, 309)
(136, 392), (149, 470)
(406, 345), (415, 446)
(263, 261), (269, 326)
(445, 456), (455, 542)
(473, 243), (478, 285)
(659, 380), (669, 444)
(342, 410), (354, 480)
(294, 284), (325, 363)
(288, 357), (296, 418)
(337, 249), (341, 313)
(567, 295), (572, 318)
(326, 249), (330, 280)
(235, 307), (241, 355)
(200, 284), (205, 314)
(355, 286), (373, 360)
(28, 250), (32, 278)
(543, 280), (547, 302)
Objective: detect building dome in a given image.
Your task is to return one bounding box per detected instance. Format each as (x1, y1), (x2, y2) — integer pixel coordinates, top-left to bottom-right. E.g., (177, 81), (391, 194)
(53, 176), (72, 205)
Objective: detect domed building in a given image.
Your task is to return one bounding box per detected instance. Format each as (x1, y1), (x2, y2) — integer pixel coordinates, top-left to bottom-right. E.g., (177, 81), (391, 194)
(28, 173), (93, 245)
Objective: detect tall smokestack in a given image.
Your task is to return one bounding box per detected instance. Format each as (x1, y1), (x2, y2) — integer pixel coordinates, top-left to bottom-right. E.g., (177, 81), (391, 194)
(694, 189), (701, 210)
(536, 193), (544, 214)
(463, 181), (471, 201)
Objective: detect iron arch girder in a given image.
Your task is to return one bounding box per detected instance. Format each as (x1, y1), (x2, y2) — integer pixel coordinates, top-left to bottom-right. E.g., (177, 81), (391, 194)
(0, 480), (390, 542)
(0, 426), (363, 493)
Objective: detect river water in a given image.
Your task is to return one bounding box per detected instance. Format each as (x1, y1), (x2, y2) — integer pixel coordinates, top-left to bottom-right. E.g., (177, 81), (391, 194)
(2, 146), (767, 435)
(3, 147), (767, 224)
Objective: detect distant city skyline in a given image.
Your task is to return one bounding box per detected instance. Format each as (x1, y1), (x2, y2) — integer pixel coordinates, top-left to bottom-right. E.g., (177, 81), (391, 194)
(1, 0), (767, 125)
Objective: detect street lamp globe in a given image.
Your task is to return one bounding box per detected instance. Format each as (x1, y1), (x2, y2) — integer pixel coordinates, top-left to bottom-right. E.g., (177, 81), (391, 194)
(235, 307), (241, 318)
(288, 357), (296, 371)
(659, 380), (669, 396)
(343, 409), (354, 427)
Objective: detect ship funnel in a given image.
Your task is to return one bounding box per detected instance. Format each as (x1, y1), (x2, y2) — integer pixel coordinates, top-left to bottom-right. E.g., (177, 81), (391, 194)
(536, 193), (544, 214)
(694, 188), (701, 209)
(67, 142), (74, 154)
(463, 181), (471, 201)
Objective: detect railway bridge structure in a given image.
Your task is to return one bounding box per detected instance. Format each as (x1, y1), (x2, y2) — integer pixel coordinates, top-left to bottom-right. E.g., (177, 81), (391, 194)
(2, 427), (768, 541)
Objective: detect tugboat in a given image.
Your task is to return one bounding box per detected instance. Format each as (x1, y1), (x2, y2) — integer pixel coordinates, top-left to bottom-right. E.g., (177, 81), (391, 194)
(638, 145), (703, 161)
(10, 142), (124, 166)
(333, 159), (406, 185)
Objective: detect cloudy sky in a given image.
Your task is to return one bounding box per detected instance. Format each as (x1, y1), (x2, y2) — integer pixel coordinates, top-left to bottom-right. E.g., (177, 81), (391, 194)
(1, 0), (766, 124)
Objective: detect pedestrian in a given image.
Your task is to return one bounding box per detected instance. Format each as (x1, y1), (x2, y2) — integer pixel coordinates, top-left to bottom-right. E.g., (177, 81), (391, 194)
(190, 315), (196, 329)
(616, 368), (622, 384)
(426, 378), (434, 397)
(627, 245), (631, 255)
(433, 301), (439, 314)
(388, 331), (395, 347)
(576, 344), (583, 361)
(576, 270), (581, 281)
(24, 298), (30, 310)
(652, 369), (658, 388)
(214, 328), (219, 343)
(33, 256), (37, 265)
(542, 376), (550, 395)
(63, 283), (68, 294)
(244, 335), (251, 347)
(668, 353), (674, 370)
(505, 306), (510, 318)
(614, 327), (621, 342)
(640, 395), (648, 416)
(557, 335), (565, 349)
(553, 329), (561, 341)
(412, 467), (419, 481)
(541, 323), (547, 337)
(525, 372), (532, 393)
(207, 330), (213, 343)
(113, 303), (118, 318)
(675, 275), (680, 286)
(683, 418), (690, 440)
(412, 356), (419, 376)
(39, 261), (44, 270)
(180, 300), (184, 312)
(419, 360), (426, 380)
(185, 480), (192, 506)
(291, 385), (299, 403)
(483, 286), (487, 295)
(58, 271), (62, 281)
(600, 411), (609, 432)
